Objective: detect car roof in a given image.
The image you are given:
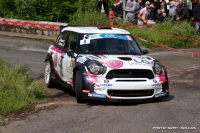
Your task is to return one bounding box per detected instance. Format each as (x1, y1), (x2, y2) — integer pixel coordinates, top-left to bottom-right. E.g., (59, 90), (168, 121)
(61, 26), (130, 34)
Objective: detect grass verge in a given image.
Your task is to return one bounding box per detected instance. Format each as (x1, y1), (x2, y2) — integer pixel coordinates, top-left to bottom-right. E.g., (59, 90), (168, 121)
(0, 59), (50, 125)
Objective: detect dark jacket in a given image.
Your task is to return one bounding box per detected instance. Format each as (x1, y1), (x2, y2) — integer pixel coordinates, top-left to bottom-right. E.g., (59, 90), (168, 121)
(112, 2), (123, 18)
(154, 0), (161, 13)
(155, 14), (165, 22)
(96, 0), (108, 13)
(193, 3), (200, 22)
(149, 7), (156, 20)
(175, 4), (187, 20)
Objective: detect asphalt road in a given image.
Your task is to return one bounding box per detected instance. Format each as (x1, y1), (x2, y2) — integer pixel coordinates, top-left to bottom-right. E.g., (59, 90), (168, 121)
(0, 35), (200, 133)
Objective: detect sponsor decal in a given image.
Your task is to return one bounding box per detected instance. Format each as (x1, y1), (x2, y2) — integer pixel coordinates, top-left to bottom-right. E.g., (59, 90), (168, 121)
(77, 57), (86, 64)
(106, 60), (123, 68)
(100, 84), (112, 86)
(88, 93), (107, 98)
(155, 92), (166, 97)
(90, 34), (130, 40)
(129, 59), (151, 66)
(151, 83), (162, 87)
(87, 55), (100, 60)
(66, 66), (73, 74)
(51, 46), (63, 54)
(80, 39), (90, 45)
(80, 34), (133, 43)
(104, 79), (109, 83)
(153, 79), (157, 83)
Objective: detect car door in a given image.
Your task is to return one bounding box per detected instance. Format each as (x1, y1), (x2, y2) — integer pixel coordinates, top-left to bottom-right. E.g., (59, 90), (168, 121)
(61, 32), (78, 86)
(53, 31), (70, 79)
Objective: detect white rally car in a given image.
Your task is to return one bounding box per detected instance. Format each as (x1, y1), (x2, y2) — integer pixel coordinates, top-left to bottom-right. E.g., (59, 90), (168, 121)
(44, 26), (169, 103)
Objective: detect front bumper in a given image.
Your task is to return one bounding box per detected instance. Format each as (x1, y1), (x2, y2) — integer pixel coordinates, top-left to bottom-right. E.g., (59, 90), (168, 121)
(82, 75), (169, 101)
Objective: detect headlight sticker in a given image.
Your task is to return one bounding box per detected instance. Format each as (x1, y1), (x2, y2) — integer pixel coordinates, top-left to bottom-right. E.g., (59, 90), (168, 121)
(77, 57), (87, 64)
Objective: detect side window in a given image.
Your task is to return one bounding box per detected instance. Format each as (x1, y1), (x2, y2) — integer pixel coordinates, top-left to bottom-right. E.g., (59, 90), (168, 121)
(56, 31), (70, 47)
(68, 32), (78, 52)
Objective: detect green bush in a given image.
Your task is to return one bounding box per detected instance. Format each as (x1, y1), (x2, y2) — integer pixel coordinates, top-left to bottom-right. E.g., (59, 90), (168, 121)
(69, 8), (109, 26)
(121, 20), (200, 49)
(0, 59), (49, 115)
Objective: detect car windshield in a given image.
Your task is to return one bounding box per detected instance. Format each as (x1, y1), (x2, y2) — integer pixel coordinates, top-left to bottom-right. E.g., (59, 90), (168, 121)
(78, 34), (142, 55)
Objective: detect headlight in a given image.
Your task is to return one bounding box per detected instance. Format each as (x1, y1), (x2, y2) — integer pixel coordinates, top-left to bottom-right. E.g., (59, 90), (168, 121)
(153, 63), (162, 75)
(87, 61), (106, 75)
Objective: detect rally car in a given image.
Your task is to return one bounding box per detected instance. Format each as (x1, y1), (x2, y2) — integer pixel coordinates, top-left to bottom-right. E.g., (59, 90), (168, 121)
(44, 25), (169, 103)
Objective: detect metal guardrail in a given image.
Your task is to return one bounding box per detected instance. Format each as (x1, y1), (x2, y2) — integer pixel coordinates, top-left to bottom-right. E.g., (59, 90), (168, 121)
(0, 18), (68, 36)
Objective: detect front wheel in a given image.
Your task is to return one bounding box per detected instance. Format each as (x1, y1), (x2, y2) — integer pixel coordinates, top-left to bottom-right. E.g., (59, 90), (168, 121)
(44, 60), (54, 88)
(75, 70), (85, 103)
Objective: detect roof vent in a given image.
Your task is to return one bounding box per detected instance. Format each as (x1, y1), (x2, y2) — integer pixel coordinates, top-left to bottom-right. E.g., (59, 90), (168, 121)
(97, 26), (112, 30)
(117, 57), (132, 61)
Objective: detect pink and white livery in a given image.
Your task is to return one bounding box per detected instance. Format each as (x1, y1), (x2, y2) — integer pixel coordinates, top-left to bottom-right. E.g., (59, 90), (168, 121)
(44, 26), (169, 103)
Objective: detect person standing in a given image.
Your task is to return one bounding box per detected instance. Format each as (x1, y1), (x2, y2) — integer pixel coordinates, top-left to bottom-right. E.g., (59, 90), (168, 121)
(193, 0), (200, 35)
(124, 0), (137, 21)
(96, 0), (108, 15)
(174, 0), (187, 21)
(137, 1), (156, 25)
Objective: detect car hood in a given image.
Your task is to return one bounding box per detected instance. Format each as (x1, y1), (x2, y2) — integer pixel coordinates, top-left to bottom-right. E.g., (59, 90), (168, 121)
(77, 54), (155, 69)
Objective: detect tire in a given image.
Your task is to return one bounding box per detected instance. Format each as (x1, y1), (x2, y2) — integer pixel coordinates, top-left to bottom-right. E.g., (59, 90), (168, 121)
(75, 70), (85, 103)
(44, 60), (54, 88)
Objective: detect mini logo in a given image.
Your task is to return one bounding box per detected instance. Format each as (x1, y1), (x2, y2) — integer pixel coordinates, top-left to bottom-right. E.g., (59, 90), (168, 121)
(104, 79), (109, 83)
(106, 60), (123, 68)
(153, 79), (157, 83)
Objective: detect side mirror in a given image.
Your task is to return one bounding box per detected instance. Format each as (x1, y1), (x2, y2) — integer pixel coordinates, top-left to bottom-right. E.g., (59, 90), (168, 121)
(142, 50), (148, 55)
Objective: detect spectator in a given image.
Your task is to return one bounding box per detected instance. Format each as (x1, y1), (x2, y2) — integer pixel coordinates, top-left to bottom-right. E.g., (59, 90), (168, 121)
(124, 0), (137, 21)
(112, 0), (123, 18)
(168, 0), (179, 19)
(133, 0), (144, 17)
(112, 0), (120, 16)
(187, 0), (193, 18)
(154, 0), (161, 13)
(160, 0), (167, 13)
(149, 2), (156, 20)
(190, 0), (198, 19)
(193, 0), (198, 7)
(96, 0), (108, 15)
(137, 1), (156, 25)
(155, 9), (167, 22)
(174, 0), (187, 21)
(129, 0), (144, 23)
(163, 11), (168, 20)
(193, 0), (200, 35)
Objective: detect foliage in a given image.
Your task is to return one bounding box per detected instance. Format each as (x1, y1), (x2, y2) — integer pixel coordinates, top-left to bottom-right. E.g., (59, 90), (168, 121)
(69, 9), (109, 26)
(0, 59), (49, 115)
(0, 0), (95, 22)
(122, 20), (200, 49)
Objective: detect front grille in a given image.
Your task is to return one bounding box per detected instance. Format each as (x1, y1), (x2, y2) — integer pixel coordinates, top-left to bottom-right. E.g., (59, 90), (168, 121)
(108, 89), (154, 97)
(106, 69), (154, 79)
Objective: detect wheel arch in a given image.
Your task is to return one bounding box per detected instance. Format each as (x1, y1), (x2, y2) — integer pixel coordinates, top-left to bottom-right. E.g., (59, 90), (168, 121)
(45, 53), (56, 79)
